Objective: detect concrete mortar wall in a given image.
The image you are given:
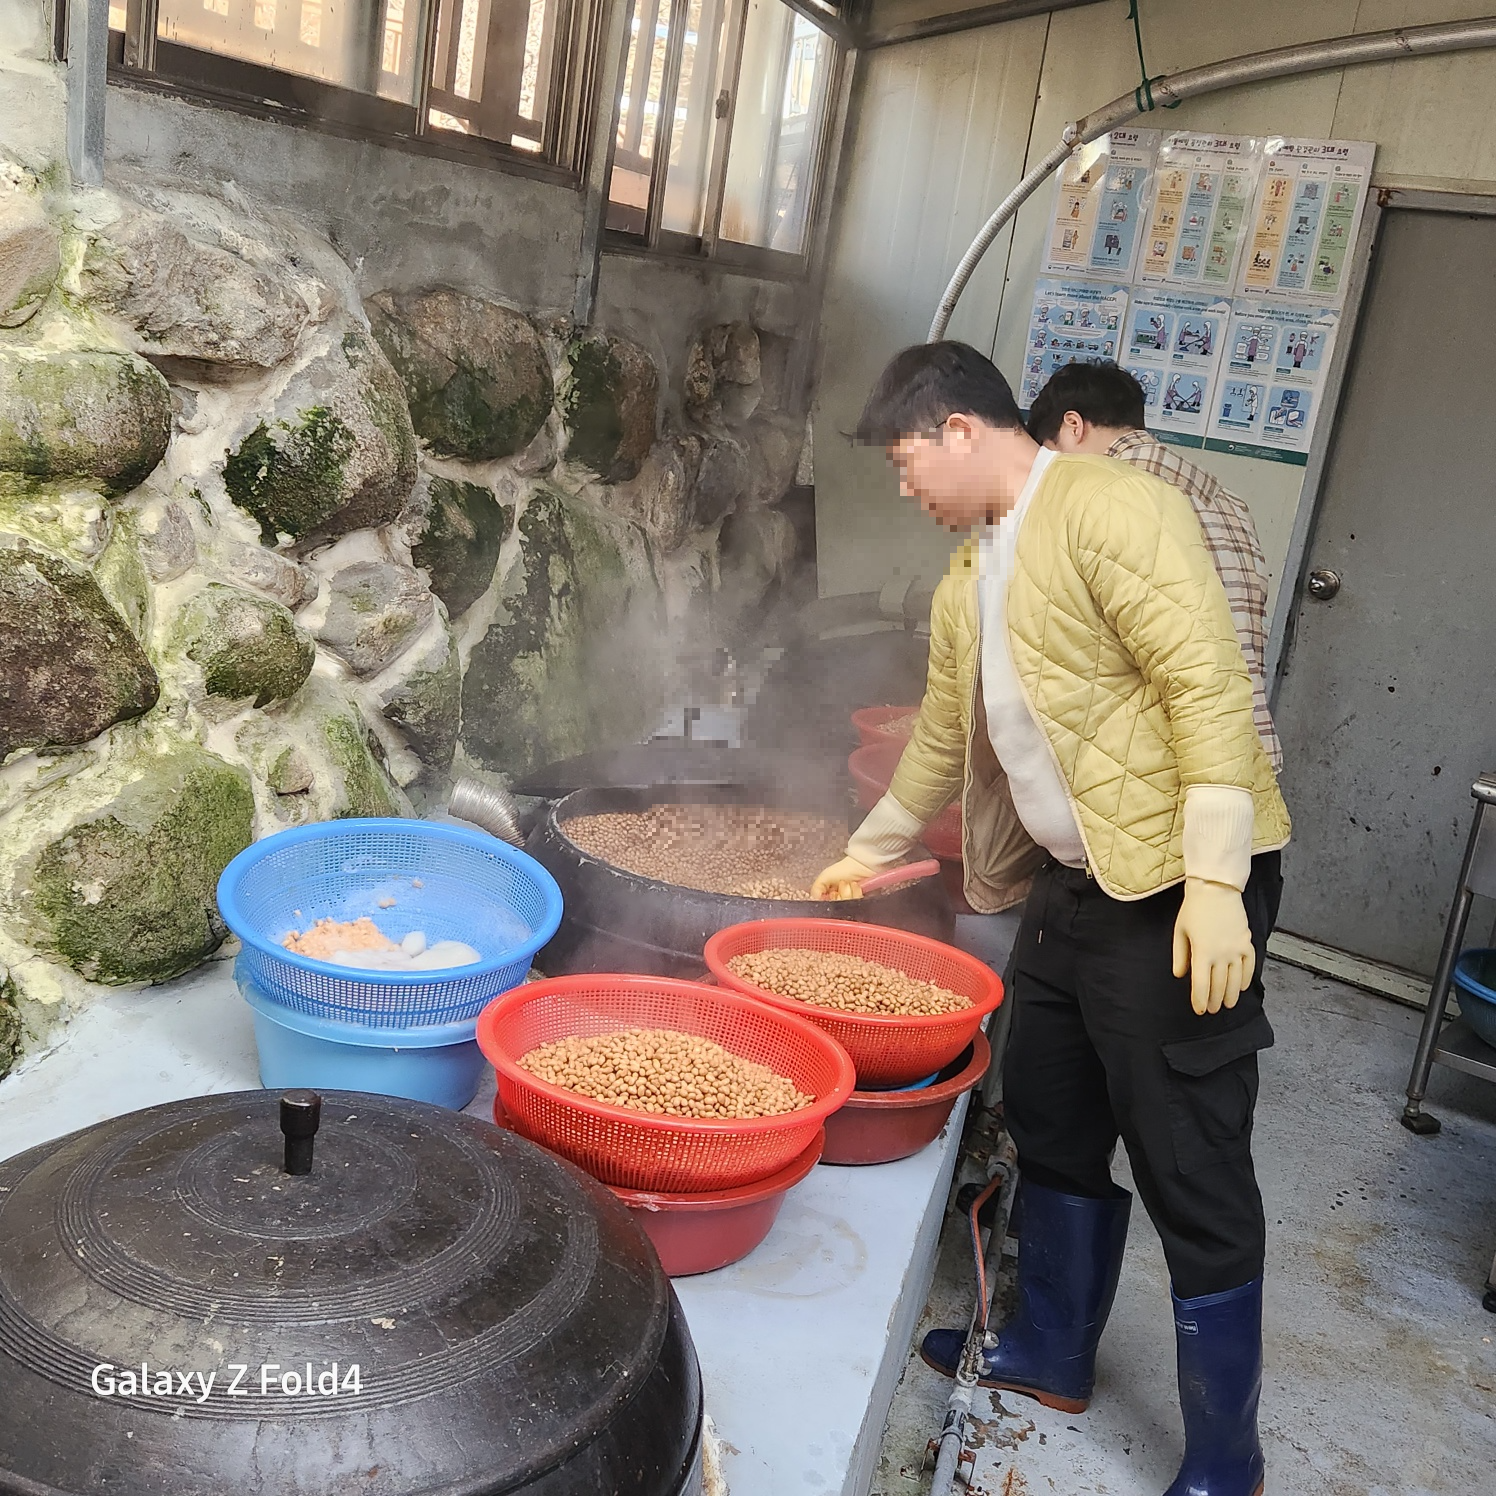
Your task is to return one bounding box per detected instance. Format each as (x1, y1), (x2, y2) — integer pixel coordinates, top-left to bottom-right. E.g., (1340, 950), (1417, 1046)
(103, 87), (586, 313)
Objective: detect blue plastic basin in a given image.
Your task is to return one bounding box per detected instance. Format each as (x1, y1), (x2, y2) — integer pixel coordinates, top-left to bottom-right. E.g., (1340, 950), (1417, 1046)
(1452, 948), (1496, 1051)
(238, 963), (486, 1110)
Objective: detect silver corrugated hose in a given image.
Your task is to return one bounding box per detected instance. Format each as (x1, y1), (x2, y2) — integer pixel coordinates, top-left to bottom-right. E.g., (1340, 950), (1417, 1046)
(448, 778), (526, 847)
(928, 17), (1496, 341)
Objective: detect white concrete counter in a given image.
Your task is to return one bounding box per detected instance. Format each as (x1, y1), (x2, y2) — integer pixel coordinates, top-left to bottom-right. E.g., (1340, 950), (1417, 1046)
(0, 960), (964, 1496)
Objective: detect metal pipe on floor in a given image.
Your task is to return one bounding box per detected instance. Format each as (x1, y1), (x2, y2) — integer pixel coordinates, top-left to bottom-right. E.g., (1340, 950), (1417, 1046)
(927, 1137), (1019, 1496)
(928, 16), (1496, 340)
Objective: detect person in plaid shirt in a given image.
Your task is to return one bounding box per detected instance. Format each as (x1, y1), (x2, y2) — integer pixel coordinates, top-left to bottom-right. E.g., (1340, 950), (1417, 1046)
(1027, 363), (1283, 772)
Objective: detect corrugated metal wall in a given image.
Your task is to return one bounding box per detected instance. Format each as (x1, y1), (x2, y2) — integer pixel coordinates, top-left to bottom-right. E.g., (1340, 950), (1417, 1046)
(815, 0), (1496, 599)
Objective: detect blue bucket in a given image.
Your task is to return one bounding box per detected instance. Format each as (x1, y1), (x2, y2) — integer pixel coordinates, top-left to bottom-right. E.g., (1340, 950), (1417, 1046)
(238, 964), (487, 1111)
(1452, 949), (1496, 1051)
(217, 818), (563, 1028)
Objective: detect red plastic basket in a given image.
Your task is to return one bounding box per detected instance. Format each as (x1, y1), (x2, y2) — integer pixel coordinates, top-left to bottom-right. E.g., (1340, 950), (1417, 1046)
(849, 741), (962, 860)
(475, 975), (855, 1192)
(850, 705), (922, 747)
(704, 919), (1003, 1088)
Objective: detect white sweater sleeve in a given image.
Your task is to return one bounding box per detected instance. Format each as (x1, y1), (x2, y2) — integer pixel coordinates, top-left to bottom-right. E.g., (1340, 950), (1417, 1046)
(1183, 785), (1256, 891)
(847, 792), (928, 872)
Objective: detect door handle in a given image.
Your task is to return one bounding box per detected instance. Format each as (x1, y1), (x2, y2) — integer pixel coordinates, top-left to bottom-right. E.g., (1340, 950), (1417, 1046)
(1306, 568), (1341, 601)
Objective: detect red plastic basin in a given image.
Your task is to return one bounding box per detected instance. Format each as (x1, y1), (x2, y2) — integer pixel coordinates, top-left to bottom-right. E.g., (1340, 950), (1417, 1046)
(606, 1129), (825, 1277)
(850, 705), (921, 747)
(821, 1030), (990, 1166)
(493, 1096), (824, 1276)
(849, 740), (963, 861)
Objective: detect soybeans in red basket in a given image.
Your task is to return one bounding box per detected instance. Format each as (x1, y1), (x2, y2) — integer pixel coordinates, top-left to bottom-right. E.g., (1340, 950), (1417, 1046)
(727, 948), (973, 1018)
(518, 1027), (814, 1120)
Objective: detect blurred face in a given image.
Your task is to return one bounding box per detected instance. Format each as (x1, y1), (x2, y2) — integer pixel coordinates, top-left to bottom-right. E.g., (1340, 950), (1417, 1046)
(887, 414), (1010, 531)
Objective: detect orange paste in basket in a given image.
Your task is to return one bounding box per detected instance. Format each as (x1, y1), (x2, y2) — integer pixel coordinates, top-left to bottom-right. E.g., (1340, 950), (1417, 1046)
(283, 917), (398, 960)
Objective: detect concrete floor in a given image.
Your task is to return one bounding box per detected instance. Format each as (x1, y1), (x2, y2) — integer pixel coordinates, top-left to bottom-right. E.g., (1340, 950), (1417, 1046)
(873, 963), (1496, 1496)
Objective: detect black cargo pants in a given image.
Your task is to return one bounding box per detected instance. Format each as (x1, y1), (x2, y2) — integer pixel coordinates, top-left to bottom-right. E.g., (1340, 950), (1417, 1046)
(1002, 853), (1283, 1299)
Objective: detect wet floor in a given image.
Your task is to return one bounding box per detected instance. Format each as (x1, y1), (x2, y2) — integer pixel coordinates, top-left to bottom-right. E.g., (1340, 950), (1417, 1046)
(875, 964), (1496, 1496)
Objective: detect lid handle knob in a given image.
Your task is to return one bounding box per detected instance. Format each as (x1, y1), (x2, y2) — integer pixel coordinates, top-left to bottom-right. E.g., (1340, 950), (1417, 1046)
(279, 1091), (322, 1175)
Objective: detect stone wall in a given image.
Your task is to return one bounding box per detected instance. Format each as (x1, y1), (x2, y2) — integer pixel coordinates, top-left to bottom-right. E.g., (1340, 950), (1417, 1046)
(0, 98), (811, 1070)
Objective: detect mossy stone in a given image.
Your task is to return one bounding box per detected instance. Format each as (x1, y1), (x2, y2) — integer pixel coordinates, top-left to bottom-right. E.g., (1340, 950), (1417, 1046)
(184, 582), (315, 706)
(322, 714), (401, 817)
(93, 514), (152, 639)
(233, 717), (315, 796)
(0, 969), (21, 1080)
(223, 406), (355, 545)
(222, 322), (416, 546)
(367, 288), (553, 461)
(378, 612), (461, 773)
(0, 535), (160, 757)
(411, 476), (511, 618)
(80, 193), (315, 368)
(461, 486), (660, 774)
(562, 334), (658, 483)
(0, 347), (172, 496)
(0, 181), (60, 329)
(20, 742), (254, 984)
(315, 561), (434, 678)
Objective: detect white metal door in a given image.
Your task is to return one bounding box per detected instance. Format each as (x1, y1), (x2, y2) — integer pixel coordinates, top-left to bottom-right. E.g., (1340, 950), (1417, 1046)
(1273, 207), (1496, 977)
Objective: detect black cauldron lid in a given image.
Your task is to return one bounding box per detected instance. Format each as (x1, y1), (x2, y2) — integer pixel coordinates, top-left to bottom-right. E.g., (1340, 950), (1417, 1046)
(0, 1091), (700, 1495)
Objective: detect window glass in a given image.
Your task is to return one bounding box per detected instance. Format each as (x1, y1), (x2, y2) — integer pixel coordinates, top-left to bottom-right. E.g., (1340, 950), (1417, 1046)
(155, 0), (430, 104)
(659, 0), (730, 237)
(718, 0), (831, 255)
(606, 0), (670, 233)
(427, 0), (564, 148)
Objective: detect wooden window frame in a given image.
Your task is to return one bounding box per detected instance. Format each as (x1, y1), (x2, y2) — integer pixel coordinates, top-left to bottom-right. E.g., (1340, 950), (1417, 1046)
(602, 0), (847, 278)
(103, 0), (609, 184)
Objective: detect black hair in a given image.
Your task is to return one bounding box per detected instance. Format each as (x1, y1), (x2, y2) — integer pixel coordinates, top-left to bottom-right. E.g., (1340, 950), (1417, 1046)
(1026, 360), (1146, 444)
(853, 341), (1025, 445)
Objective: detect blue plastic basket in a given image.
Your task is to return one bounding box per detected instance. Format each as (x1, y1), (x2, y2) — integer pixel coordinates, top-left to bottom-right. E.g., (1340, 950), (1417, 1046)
(238, 964), (486, 1110)
(1452, 948), (1496, 1051)
(217, 819), (563, 1027)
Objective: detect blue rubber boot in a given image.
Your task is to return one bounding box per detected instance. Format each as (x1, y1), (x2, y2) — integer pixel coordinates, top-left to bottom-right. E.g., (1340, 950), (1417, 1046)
(1164, 1278), (1266, 1496)
(919, 1182), (1131, 1412)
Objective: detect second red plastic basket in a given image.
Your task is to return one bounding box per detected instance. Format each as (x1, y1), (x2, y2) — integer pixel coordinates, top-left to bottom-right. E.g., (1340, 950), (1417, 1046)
(476, 975), (855, 1192)
(850, 705), (921, 747)
(705, 919), (1003, 1088)
(849, 741), (962, 860)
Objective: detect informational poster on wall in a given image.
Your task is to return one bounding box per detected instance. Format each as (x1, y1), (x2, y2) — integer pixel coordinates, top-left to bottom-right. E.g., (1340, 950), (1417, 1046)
(1019, 131), (1372, 463)
(1041, 129), (1160, 282)
(1239, 138), (1374, 306)
(1207, 301), (1340, 460)
(1120, 288), (1230, 441)
(1019, 279), (1131, 408)
(1138, 134), (1260, 290)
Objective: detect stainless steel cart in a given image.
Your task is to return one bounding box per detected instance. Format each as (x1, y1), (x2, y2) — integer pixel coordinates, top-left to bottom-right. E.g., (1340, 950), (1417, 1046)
(1400, 771), (1496, 1312)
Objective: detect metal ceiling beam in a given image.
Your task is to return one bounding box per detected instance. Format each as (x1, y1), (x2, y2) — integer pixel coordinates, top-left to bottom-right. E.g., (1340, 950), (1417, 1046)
(860, 0), (1107, 52)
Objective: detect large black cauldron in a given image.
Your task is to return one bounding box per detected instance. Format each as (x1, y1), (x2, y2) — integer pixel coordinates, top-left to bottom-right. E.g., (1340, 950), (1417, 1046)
(0, 1091), (701, 1495)
(529, 784), (955, 977)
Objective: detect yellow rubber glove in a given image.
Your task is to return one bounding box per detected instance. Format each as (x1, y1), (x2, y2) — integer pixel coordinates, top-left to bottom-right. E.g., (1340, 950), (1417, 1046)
(811, 856), (876, 902)
(1171, 877), (1256, 1016)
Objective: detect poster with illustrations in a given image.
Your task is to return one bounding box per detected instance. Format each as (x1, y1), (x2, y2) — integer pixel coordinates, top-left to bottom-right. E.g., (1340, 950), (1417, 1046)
(1207, 300), (1340, 459)
(1122, 288), (1230, 439)
(1042, 129), (1160, 281)
(1019, 279), (1131, 407)
(1239, 138), (1374, 306)
(1139, 134), (1261, 290)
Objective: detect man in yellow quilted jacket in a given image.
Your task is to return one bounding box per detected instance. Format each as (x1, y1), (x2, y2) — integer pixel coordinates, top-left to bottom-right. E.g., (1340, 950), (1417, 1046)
(812, 342), (1290, 1496)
